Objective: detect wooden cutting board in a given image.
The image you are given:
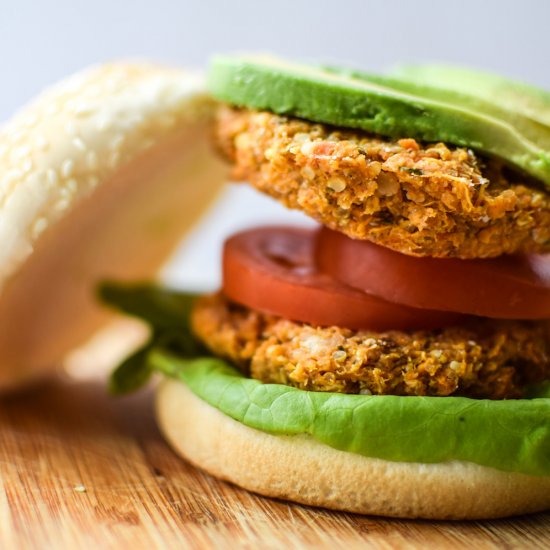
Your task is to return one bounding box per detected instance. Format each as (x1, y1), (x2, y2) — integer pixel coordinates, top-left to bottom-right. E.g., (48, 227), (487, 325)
(0, 329), (548, 549)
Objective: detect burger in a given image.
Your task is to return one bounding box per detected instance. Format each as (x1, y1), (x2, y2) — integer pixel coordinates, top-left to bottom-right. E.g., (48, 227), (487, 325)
(5, 57), (546, 521)
(101, 55), (550, 520)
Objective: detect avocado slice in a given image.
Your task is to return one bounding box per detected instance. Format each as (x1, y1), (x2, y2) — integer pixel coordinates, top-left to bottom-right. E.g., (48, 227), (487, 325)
(208, 54), (550, 187)
(326, 66), (550, 151)
(393, 64), (550, 128)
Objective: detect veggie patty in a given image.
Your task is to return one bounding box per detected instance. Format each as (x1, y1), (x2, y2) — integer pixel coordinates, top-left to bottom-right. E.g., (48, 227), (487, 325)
(192, 293), (550, 399)
(216, 107), (550, 258)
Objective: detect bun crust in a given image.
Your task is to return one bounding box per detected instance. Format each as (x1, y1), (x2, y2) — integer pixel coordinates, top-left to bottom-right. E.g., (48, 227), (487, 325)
(0, 63), (226, 386)
(156, 379), (550, 520)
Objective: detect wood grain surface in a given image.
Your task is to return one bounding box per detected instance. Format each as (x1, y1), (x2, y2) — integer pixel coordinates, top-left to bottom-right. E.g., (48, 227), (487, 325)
(0, 328), (548, 549)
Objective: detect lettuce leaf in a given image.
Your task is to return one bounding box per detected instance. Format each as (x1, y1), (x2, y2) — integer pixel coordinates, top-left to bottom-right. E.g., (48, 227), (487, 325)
(150, 351), (550, 477)
(99, 282), (208, 394)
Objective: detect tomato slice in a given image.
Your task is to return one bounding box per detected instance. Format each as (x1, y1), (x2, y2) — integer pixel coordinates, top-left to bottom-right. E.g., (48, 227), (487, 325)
(222, 227), (466, 331)
(315, 227), (550, 319)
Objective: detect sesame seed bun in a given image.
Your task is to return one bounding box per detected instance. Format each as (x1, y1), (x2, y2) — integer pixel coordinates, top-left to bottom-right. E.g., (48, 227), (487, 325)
(0, 63), (227, 388)
(156, 379), (550, 520)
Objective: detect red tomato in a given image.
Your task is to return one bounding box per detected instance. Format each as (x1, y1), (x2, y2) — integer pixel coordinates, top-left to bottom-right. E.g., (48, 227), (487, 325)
(222, 227), (466, 331)
(315, 227), (550, 319)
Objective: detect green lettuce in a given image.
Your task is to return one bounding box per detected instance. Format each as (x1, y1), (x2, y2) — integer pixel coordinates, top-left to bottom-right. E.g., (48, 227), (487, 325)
(98, 282), (207, 394)
(150, 352), (550, 477)
(100, 282), (550, 476)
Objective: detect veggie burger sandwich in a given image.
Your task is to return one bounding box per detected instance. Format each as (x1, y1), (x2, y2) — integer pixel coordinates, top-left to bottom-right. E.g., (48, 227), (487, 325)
(101, 56), (550, 520)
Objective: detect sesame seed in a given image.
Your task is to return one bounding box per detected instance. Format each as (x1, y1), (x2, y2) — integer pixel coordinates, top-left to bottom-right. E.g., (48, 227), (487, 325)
(73, 484), (87, 494)
(359, 388), (373, 395)
(35, 135), (49, 150)
(109, 151), (120, 168)
(86, 151), (98, 169)
(66, 179), (78, 193)
(96, 116), (111, 132)
(32, 218), (48, 239)
(46, 169), (59, 186)
(450, 361), (461, 371)
(72, 137), (87, 151)
(13, 145), (31, 160)
(61, 159), (75, 179)
(110, 134), (124, 151)
(55, 198), (70, 212)
(73, 103), (94, 117)
(430, 350), (443, 359)
(3, 169), (22, 186)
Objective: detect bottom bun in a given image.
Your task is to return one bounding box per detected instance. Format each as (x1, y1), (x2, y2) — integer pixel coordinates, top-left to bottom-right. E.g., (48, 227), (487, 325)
(155, 379), (550, 519)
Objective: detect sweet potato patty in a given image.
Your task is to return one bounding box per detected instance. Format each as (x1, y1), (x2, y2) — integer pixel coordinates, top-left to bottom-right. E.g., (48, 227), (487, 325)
(191, 293), (550, 399)
(216, 107), (550, 258)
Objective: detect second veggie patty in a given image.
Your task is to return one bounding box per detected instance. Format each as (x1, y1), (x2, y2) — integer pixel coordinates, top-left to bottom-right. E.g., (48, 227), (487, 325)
(192, 293), (550, 399)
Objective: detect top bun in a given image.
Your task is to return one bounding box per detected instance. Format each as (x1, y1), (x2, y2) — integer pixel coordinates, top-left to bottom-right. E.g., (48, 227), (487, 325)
(0, 62), (227, 389)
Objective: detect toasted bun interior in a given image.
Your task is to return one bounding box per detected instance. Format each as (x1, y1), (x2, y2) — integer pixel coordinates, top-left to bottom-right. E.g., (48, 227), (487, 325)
(0, 63), (227, 387)
(156, 379), (550, 520)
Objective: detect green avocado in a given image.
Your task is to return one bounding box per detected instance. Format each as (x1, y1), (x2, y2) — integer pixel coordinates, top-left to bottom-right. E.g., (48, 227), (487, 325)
(207, 54), (550, 187)
(393, 64), (550, 128)
(326, 66), (550, 151)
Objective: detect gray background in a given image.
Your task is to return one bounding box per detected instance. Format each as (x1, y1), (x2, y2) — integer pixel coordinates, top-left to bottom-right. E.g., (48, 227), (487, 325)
(1, 0), (548, 288)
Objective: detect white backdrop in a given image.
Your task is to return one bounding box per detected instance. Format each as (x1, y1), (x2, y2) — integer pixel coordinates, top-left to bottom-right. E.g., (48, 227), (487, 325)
(1, 0), (548, 289)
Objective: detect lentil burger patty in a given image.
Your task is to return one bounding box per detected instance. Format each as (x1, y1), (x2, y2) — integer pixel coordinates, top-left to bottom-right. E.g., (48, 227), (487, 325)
(216, 107), (550, 258)
(192, 293), (550, 400)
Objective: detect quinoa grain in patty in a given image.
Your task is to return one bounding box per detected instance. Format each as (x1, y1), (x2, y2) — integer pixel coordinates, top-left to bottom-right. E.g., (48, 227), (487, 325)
(216, 107), (550, 258)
